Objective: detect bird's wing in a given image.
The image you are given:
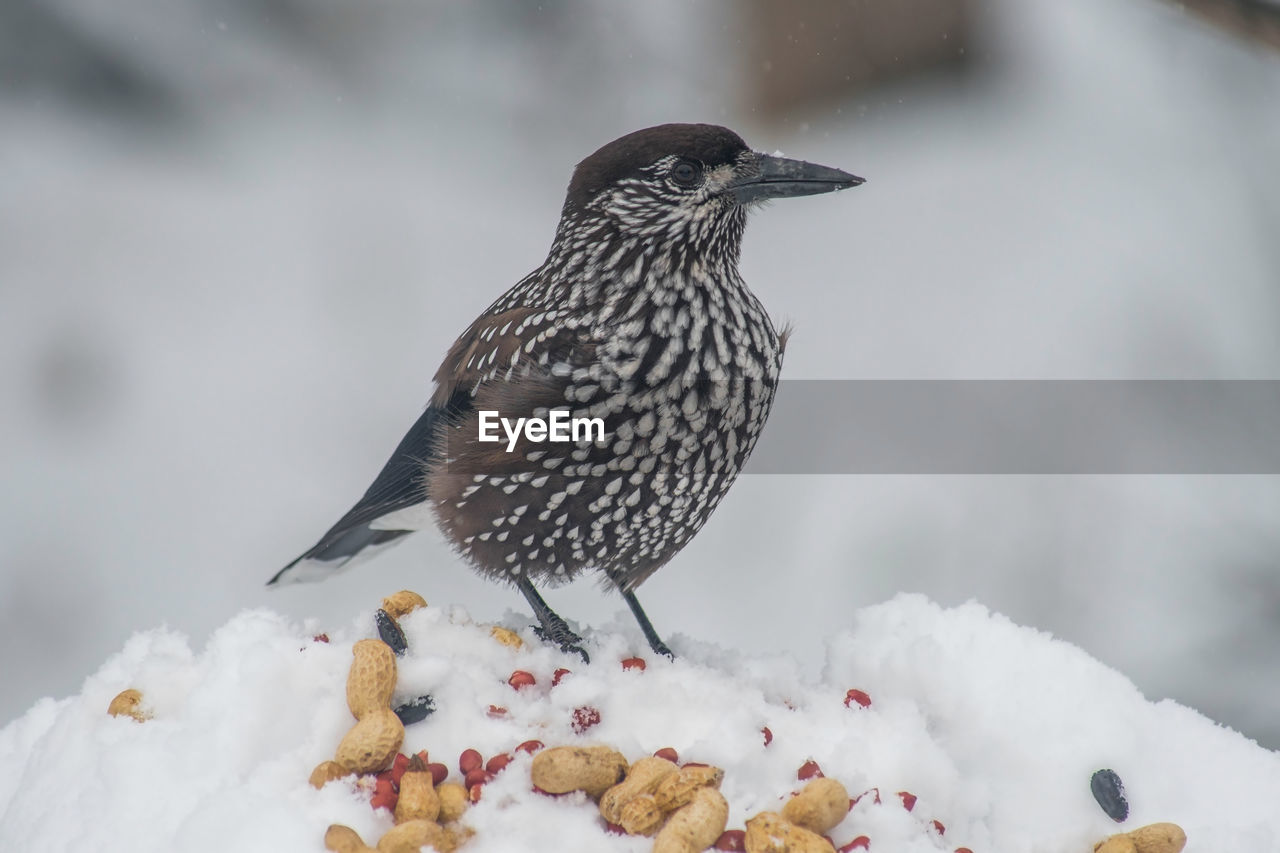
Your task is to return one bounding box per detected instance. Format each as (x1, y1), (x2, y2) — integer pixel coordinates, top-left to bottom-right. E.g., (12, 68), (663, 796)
(429, 305), (587, 408)
(270, 305), (591, 584)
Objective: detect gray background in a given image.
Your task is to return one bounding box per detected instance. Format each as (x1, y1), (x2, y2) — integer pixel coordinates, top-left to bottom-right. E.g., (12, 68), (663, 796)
(3, 0), (1279, 746)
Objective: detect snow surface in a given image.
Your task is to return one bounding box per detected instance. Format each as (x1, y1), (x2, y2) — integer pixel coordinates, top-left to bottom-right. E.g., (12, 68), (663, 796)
(3, 0), (1279, 749)
(2, 594), (1277, 852)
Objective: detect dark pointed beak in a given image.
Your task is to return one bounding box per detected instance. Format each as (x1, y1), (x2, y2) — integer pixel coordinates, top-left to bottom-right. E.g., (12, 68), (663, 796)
(727, 153), (864, 204)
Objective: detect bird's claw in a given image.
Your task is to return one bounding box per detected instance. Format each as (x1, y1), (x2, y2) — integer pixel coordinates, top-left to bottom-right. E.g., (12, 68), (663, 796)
(532, 624), (591, 664)
(648, 640), (675, 661)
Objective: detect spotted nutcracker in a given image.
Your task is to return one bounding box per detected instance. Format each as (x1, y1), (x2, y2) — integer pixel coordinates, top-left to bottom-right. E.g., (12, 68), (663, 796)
(271, 124), (862, 660)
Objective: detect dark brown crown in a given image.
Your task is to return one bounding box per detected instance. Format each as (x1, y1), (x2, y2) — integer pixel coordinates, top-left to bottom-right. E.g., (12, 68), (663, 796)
(562, 123), (749, 213)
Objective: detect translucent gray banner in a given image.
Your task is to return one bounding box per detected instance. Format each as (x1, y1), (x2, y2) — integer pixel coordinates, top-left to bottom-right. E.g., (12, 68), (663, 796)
(747, 380), (1280, 474)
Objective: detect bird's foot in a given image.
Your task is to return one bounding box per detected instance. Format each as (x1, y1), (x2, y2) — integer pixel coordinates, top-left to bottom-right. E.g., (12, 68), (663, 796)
(621, 589), (674, 661)
(533, 621), (590, 664)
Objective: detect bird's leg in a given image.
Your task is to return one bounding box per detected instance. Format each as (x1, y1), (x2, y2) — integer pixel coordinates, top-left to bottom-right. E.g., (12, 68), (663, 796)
(622, 589), (674, 660)
(517, 576), (590, 663)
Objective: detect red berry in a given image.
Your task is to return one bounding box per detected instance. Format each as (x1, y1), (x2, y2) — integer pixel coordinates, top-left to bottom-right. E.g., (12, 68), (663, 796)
(844, 689), (872, 709)
(486, 753), (513, 774)
(572, 706), (601, 733)
(370, 776), (398, 811)
(797, 760), (824, 781)
(551, 668), (571, 686)
(714, 829), (746, 850)
(653, 747), (679, 763)
(621, 657), (646, 672)
(515, 739), (545, 755)
(487, 704), (509, 718)
(469, 783), (484, 804)
(839, 836), (871, 852)
(459, 748), (483, 775)
(427, 762), (448, 786)
(508, 670), (536, 690)
(761, 726), (773, 747)
(931, 820), (946, 836)
(897, 791), (917, 812)
(955, 848), (975, 853)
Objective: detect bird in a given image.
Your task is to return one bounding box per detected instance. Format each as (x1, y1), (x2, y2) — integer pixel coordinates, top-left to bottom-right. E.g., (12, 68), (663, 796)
(269, 123), (862, 661)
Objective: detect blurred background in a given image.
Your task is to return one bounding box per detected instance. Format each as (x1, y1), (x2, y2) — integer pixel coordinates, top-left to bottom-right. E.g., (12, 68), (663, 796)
(3, 0), (1279, 746)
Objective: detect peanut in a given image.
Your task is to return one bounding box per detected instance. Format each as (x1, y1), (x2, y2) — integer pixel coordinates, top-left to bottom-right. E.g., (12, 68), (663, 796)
(436, 781), (469, 823)
(1095, 823), (1186, 853)
(780, 777), (850, 835)
(618, 793), (665, 836)
(381, 590), (428, 620)
(376, 819), (450, 853)
(530, 745), (628, 798)
(309, 760), (353, 790)
(1095, 838), (1138, 853)
(490, 626), (524, 650)
(107, 688), (151, 722)
(744, 811), (835, 853)
(347, 639), (397, 719)
(653, 786), (730, 853)
(653, 764), (725, 813)
(394, 767), (441, 824)
(443, 824), (475, 850)
(324, 824), (376, 853)
(599, 755), (680, 824)
(336, 707), (405, 773)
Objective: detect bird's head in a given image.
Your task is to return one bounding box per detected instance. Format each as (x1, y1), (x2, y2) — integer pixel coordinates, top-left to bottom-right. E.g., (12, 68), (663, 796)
(559, 123), (863, 253)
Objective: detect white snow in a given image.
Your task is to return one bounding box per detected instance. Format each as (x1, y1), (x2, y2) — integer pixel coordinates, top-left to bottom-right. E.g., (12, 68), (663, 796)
(3, 594), (1277, 852)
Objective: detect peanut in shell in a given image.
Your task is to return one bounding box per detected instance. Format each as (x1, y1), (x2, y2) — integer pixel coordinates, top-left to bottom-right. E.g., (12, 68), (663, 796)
(599, 755), (680, 823)
(380, 590), (428, 620)
(376, 819), (450, 853)
(1095, 822), (1186, 853)
(652, 786), (730, 853)
(335, 707), (405, 773)
(346, 639), (397, 719)
(436, 781), (469, 823)
(780, 777), (850, 835)
(618, 793), (665, 836)
(744, 811), (835, 853)
(107, 688), (151, 722)
(653, 764), (725, 813)
(394, 769), (441, 824)
(530, 745), (628, 798)
(309, 760), (353, 790)
(324, 824), (376, 853)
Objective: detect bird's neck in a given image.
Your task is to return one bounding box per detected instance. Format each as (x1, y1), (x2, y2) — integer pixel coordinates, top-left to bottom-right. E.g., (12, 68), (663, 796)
(540, 208), (749, 318)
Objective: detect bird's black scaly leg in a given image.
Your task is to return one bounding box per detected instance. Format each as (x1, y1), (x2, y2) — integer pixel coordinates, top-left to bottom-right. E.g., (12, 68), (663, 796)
(518, 576), (590, 663)
(622, 589), (674, 660)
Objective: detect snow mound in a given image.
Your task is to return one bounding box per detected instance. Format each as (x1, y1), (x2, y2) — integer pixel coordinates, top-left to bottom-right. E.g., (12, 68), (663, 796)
(2, 594), (1277, 852)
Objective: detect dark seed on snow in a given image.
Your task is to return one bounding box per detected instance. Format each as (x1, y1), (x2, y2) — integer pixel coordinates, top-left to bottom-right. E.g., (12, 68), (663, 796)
(394, 694), (436, 725)
(1090, 768), (1129, 822)
(375, 608), (409, 656)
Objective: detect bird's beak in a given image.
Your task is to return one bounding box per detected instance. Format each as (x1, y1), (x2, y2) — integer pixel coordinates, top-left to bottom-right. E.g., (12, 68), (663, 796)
(726, 153), (864, 204)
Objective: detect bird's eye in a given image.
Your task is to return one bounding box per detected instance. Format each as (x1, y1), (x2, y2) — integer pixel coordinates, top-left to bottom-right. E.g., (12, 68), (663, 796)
(670, 159), (701, 187)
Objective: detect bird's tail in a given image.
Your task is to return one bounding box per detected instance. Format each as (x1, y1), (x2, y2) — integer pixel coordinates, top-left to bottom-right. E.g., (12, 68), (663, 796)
(268, 524), (412, 585)
(268, 402), (448, 586)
